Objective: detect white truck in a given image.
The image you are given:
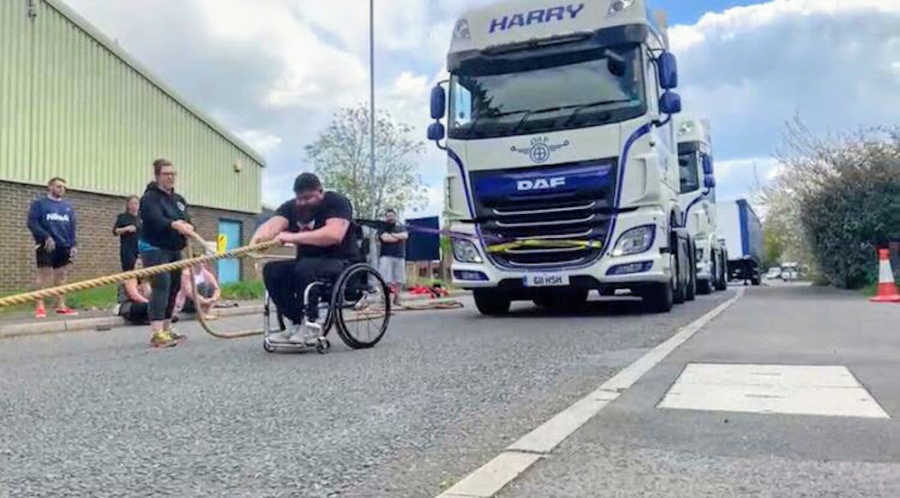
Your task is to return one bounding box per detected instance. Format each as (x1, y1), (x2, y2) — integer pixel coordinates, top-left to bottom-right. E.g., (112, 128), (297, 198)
(676, 116), (728, 294)
(426, 0), (692, 314)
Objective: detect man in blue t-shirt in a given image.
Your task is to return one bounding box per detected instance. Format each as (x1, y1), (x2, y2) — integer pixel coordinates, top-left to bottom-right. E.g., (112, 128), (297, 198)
(27, 177), (78, 318)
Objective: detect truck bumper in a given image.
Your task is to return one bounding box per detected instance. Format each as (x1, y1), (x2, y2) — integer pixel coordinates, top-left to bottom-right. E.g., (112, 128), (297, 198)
(451, 209), (672, 293)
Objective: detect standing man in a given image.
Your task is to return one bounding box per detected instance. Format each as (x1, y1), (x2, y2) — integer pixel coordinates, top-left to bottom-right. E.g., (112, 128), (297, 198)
(140, 158), (197, 348)
(378, 209), (408, 305)
(27, 177), (78, 318)
(113, 195), (141, 271)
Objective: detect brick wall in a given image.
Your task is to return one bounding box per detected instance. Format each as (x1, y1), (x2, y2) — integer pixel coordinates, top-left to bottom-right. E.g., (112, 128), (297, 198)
(0, 180), (262, 293)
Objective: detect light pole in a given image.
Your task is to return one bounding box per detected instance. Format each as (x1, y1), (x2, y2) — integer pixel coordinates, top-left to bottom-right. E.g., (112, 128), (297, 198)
(369, 0), (376, 182)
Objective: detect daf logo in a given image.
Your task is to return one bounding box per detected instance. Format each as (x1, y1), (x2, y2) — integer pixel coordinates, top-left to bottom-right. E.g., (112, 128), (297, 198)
(510, 137), (570, 164)
(517, 177), (566, 191)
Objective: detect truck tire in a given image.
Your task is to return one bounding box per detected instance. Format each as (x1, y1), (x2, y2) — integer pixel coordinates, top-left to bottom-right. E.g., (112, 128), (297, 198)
(642, 282), (674, 313)
(672, 232), (687, 305)
(751, 274), (761, 286)
(686, 246), (697, 302)
(697, 278), (712, 295)
(474, 289), (511, 315)
(714, 254), (728, 291)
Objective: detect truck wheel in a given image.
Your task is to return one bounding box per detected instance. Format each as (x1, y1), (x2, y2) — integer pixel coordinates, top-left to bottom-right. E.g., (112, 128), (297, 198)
(474, 289), (511, 315)
(714, 254), (728, 291)
(686, 249), (697, 302)
(669, 229), (687, 305)
(697, 278), (712, 295)
(751, 274), (761, 286)
(642, 282), (674, 313)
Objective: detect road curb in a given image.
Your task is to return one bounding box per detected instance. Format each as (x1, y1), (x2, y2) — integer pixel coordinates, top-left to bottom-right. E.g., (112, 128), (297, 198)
(0, 290), (470, 340)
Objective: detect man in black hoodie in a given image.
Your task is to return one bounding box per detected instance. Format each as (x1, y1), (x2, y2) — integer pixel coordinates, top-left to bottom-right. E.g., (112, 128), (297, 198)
(139, 158), (197, 348)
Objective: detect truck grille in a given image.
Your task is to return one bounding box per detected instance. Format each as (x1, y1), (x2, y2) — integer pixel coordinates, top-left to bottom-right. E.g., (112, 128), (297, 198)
(470, 159), (618, 268)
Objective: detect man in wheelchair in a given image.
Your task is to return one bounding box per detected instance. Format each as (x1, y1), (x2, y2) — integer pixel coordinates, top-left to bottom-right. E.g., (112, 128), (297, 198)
(250, 173), (359, 345)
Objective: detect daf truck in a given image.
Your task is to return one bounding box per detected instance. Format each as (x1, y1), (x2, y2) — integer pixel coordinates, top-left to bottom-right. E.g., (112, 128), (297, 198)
(676, 116), (727, 293)
(426, 0), (692, 314)
(717, 199), (763, 285)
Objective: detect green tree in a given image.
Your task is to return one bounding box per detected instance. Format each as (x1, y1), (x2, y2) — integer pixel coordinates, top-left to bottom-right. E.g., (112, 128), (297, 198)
(305, 105), (427, 219)
(765, 118), (900, 288)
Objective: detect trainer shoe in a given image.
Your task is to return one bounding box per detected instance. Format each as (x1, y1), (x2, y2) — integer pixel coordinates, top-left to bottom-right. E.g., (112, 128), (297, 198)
(55, 307), (79, 316)
(300, 320), (323, 346)
(166, 328), (186, 342)
(150, 330), (176, 348)
(35, 307), (47, 319)
(268, 330), (293, 343)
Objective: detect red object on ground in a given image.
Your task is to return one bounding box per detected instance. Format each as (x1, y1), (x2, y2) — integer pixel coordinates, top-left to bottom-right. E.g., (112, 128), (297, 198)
(870, 248), (900, 303)
(35, 307), (46, 319)
(55, 307), (79, 316)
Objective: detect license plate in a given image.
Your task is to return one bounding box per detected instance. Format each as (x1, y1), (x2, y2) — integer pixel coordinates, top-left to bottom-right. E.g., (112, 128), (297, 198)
(523, 273), (570, 287)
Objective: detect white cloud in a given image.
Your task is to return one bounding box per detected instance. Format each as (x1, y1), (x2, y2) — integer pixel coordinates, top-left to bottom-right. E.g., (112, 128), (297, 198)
(59, 0), (900, 209)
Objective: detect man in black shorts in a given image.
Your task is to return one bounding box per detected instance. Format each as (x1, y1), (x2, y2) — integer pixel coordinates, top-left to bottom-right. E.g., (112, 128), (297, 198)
(250, 173), (358, 344)
(27, 177), (79, 318)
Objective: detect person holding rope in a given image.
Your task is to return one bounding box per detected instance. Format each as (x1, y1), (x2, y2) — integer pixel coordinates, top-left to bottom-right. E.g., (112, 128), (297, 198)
(139, 158), (197, 348)
(250, 172), (358, 345)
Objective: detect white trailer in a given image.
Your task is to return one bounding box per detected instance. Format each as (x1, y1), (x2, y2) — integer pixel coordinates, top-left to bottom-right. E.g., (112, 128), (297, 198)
(426, 0), (692, 314)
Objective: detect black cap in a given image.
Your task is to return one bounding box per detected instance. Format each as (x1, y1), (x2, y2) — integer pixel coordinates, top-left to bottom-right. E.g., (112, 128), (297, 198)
(293, 173), (322, 193)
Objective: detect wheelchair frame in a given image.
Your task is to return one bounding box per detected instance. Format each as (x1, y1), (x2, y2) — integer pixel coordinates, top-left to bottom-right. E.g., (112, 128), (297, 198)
(262, 262), (391, 354)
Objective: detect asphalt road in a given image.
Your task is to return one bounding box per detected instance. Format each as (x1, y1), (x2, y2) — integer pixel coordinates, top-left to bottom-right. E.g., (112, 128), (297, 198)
(0, 291), (733, 497)
(500, 285), (900, 497)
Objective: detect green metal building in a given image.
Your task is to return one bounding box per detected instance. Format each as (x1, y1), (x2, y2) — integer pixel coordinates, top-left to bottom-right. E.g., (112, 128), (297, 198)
(0, 0), (265, 292)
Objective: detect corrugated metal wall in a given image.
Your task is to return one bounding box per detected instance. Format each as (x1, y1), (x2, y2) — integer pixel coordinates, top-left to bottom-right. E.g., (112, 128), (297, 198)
(0, 0), (262, 213)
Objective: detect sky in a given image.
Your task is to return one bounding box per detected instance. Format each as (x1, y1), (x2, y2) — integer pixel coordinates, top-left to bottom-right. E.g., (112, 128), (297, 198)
(62, 0), (900, 216)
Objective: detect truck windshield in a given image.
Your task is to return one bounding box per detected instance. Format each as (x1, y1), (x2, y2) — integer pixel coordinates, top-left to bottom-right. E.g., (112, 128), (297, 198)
(448, 44), (645, 139)
(678, 152), (700, 194)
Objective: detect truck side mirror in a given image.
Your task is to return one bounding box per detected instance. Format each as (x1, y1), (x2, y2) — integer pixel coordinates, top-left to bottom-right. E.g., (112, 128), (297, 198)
(702, 155), (713, 175)
(430, 86), (446, 120)
(427, 122), (446, 141)
(657, 52), (678, 89)
(659, 91), (681, 115)
(704, 174), (716, 189)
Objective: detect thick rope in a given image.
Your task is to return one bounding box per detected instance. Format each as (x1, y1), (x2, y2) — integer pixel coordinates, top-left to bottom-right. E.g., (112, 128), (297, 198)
(0, 237), (464, 340)
(0, 240), (281, 308)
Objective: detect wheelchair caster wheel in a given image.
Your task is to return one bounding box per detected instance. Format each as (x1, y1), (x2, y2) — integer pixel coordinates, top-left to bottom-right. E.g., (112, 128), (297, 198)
(263, 338), (276, 353)
(315, 337), (331, 354)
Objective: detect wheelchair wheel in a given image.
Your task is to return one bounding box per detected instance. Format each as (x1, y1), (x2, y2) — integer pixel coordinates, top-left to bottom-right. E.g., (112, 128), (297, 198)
(331, 263), (390, 349)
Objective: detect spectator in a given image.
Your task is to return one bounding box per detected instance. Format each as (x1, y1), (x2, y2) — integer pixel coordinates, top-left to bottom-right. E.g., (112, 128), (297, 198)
(378, 208), (408, 305)
(174, 262), (221, 320)
(115, 258), (151, 325)
(113, 196), (142, 271)
(27, 177), (78, 318)
(140, 158), (196, 348)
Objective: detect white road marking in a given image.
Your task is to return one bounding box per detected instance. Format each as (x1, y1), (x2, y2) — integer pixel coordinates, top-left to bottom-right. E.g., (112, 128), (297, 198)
(437, 288), (745, 498)
(659, 363), (890, 418)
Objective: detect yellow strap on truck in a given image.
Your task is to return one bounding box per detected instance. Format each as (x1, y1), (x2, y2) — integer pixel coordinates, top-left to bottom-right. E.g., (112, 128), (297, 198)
(485, 239), (603, 253)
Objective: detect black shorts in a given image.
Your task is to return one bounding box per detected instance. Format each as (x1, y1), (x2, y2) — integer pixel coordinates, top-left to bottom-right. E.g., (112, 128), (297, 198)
(35, 246), (72, 269)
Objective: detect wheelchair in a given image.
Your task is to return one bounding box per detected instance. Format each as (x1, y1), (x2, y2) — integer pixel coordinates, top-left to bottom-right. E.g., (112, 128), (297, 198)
(263, 262), (391, 354)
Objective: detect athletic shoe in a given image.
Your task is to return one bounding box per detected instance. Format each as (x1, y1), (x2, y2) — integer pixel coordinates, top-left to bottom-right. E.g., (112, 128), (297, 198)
(268, 331), (293, 343)
(150, 330), (177, 348)
(167, 329), (186, 342)
(55, 307), (79, 316)
(295, 321), (323, 346)
(35, 307), (47, 319)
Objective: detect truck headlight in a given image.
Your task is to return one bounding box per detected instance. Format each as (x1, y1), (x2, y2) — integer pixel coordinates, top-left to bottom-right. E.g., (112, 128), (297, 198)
(612, 225), (656, 256)
(452, 239), (483, 263)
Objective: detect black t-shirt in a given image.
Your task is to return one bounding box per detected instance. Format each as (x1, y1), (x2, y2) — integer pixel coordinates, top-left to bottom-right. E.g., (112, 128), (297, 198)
(275, 192), (358, 260)
(378, 223), (406, 258)
(113, 212), (140, 256)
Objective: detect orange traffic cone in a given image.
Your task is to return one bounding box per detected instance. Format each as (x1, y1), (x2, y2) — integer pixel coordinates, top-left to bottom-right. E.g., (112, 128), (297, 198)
(870, 248), (900, 303)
